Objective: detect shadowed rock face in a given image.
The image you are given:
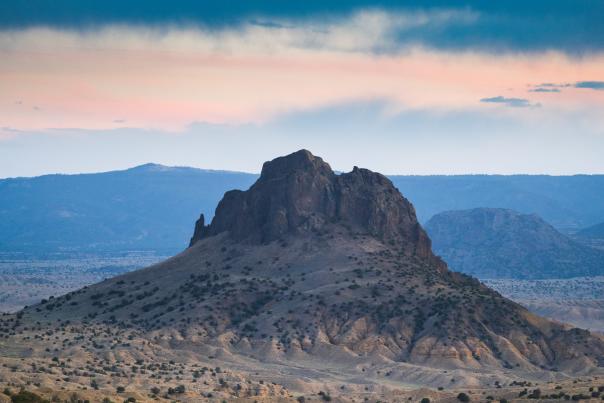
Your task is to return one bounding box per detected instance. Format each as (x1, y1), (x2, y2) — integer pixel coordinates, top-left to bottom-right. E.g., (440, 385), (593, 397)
(191, 149), (438, 264)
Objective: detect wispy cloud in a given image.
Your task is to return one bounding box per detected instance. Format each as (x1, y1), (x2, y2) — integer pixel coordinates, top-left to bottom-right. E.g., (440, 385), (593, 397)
(529, 87), (561, 93)
(575, 81), (604, 91)
(537, 83), (571, 88)
(529, 81), (604, 93)
(480, 96), (540, 108)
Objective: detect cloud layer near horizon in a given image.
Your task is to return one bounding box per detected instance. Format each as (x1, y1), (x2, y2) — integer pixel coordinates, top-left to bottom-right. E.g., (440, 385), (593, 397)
(1, 18), (603, 132)
(2, 101), (604, 178)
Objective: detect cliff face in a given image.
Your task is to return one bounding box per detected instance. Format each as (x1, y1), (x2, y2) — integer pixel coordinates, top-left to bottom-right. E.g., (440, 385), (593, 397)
(191, 149), (437, 263)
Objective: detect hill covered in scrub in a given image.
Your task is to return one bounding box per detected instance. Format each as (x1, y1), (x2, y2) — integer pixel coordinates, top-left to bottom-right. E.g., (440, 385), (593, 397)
(425, 208), (604, 279)
(2, 151), (603, 401)
(0, 164), (257, 253)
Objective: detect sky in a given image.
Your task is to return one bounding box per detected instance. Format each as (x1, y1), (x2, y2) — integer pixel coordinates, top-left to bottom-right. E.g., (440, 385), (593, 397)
(1, 1), (603, 177)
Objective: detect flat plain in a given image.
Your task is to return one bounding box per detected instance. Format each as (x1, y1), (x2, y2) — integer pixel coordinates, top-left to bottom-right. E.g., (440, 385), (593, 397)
(0, 252), (167, 313)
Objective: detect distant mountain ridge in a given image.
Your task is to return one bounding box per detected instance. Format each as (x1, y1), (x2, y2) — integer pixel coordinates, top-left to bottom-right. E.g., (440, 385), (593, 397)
(389, 174), (604, 230)
(0, 164), (257, 253)
(425, 208), (604, 279)
(1, 164), (604, 253)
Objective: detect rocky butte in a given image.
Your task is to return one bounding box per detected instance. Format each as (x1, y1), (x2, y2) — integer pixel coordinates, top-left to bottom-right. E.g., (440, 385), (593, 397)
(1, 150), (603, 400)
(191, 149), (438, 264)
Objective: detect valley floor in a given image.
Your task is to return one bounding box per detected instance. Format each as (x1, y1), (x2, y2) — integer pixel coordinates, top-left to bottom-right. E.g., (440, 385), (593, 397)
(485, 277), (604, 333)
(0, 252), (168, 313)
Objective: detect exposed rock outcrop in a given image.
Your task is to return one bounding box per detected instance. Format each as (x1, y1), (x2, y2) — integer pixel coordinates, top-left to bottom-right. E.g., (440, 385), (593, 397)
(191, 150), (440, 265)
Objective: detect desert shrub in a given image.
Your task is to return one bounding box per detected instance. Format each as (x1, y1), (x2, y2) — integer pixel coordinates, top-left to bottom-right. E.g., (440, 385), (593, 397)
(10, 389), (48, 403)
(116, 386), (125, 393)
(168, 385), (185, 394)
(318, 391), (332, 401)
(421, 398), (430, 403)
(457, 392), (470, 402)
(528, 389), (541, 399)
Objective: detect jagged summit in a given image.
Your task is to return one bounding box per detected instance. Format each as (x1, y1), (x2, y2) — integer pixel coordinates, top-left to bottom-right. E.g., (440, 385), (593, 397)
(259, 149), (332, 179)
(191, 149), (438, 263)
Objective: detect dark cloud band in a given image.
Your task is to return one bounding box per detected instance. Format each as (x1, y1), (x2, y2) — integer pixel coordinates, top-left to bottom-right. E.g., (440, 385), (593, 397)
(1, 0), (603, 54)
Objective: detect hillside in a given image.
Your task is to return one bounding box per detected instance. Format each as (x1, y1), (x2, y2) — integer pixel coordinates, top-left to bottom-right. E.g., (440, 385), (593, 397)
(576, 221), (604, 250)
(425, 208), (604, 279)
(2, 166), (604, 253)
(0, 164), (257, 253)
(2, 151), (603, 401)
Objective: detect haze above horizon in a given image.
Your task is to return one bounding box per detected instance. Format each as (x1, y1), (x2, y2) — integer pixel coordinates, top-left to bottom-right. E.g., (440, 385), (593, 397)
(3, 161), (604, 181)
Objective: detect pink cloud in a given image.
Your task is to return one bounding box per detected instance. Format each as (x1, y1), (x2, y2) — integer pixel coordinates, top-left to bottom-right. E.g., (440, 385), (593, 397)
(1, 27), (603, 132)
